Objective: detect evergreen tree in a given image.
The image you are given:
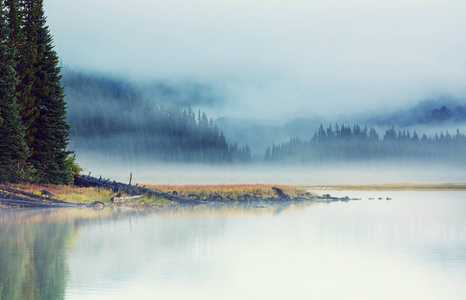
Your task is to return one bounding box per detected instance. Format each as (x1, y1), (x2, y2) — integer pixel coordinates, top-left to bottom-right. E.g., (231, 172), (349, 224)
(264, 147), (271, 162)
(0, 0), (29, 183)
(25, 0), (72, 184)
(4, 0), (22, 44)
(383, 125), (397, 141)
(7, 0), (40, 149)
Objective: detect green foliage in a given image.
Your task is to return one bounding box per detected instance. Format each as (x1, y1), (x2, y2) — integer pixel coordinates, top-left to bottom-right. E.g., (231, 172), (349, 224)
(7, 0), (41, 149)
(0, 0), (74, 184)
(0, 0), (30, 183)
(23, 0), (72, 184)
(64, 154), (83, 176)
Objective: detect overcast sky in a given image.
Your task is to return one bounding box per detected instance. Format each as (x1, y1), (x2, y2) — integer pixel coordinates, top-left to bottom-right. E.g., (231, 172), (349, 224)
(45, 0), (466, 119)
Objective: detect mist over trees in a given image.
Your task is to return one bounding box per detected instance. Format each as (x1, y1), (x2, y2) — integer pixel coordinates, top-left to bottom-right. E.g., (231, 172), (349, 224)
(266, 124), (466, 164)
(366, 99), (466, 126)
(58, 67), (466, 166)
(63, 68), (252, 164)
(3, 0), (464, 177)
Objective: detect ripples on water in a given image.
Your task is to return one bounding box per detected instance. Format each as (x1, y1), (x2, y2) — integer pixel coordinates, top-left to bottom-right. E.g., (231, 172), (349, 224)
(1, 191), (465, 300)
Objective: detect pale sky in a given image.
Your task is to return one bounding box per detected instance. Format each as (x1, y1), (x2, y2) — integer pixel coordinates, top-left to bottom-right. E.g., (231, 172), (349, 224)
(44, 0), (466, 119)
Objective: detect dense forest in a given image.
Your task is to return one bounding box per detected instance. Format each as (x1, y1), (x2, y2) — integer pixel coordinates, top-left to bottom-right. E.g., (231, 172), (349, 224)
(63, 69), (252, 164)
(266, 124), (466, 163)
(0, 0), (73, 184)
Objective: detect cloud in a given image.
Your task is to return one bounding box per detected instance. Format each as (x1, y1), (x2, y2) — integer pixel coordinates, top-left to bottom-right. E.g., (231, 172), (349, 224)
(45, 0), (466, 118)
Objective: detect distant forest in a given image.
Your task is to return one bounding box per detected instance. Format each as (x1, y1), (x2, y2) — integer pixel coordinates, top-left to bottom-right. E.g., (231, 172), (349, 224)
(367, 99), (466, 126)
(266, 124), (466, 163)
(63, 69), (252, 164)
(63, 68), (466, 165)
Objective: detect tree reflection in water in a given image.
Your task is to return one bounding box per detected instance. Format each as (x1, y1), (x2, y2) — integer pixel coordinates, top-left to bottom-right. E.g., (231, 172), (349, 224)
(0, 209), (78, 299)
(0, 208), (127, 300)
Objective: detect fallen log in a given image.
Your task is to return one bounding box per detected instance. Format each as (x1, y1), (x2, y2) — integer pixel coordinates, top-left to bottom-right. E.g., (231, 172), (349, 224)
(0, 198), (76, 208)
(0, 185), (75, 205)
(111, 195), (143, 203)
(0, 186), (111, 209)
(75, 174), (202, 205)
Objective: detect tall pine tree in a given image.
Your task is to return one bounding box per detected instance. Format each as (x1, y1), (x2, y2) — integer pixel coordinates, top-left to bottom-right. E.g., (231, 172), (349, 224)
(6, 0), (39, 149)
(25, 0), (72, 184)
(0, 0), (29, 183)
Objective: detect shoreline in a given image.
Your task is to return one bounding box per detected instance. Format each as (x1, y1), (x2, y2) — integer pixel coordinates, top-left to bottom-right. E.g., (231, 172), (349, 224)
(1, 182), (465, 210)
(0, 183), (317, 209)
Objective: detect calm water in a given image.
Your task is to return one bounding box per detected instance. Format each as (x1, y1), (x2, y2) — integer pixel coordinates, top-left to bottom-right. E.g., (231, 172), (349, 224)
(1, 191), (466, 299)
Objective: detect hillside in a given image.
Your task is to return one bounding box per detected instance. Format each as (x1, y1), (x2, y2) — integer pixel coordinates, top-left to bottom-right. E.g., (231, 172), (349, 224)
(62, 68), (251, 164)
(365, 99), (466, 126)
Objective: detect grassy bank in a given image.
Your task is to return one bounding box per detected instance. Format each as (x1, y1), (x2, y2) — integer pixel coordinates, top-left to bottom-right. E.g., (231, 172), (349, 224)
(5, 182), (465, 210)
(5, 183), (312, 208)
(6, 183), (172, 208)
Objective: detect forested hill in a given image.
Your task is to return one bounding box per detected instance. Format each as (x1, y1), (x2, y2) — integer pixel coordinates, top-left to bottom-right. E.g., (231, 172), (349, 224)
(62, 68), (251, 163)
(366, 99), (466, 126)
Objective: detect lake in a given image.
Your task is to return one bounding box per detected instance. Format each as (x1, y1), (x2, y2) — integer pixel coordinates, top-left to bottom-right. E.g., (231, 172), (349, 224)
(1, 190), (465, 299)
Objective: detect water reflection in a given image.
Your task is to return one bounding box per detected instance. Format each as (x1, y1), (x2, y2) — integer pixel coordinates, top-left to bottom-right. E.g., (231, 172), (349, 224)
(66, 203), (313, 297)
(0, 209), (74, 300)
(0, 208), (144, 300)
(0, 203), (306, 300)
(1, 193), (466, 300)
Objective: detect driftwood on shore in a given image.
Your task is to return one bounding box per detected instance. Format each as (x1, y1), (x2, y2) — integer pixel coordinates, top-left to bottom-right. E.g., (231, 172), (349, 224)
(0, 185), (80, 209)
(0, 198), (76, 208)
(0, 185), (70, 204)
(74, 174), (202, 205)
(111, 195), (143, 203)
(0, 185), (106, 208)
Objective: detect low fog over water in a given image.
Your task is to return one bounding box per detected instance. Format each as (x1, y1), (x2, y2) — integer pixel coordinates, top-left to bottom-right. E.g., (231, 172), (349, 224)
(76, 155), (465, 185)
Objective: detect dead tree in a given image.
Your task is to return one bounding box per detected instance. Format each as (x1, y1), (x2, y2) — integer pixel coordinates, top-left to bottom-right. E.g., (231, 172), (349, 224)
(74, 174), (202, 204)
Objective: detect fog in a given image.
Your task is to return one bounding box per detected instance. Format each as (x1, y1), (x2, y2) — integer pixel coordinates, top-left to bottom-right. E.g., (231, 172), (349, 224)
(75, 154), (465, 185)
(45, 0), (466, 119)
(41, 0), (466, 183)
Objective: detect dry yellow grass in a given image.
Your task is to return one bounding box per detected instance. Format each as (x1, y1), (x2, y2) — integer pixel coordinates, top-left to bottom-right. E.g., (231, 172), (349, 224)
(4, 183), (313, 208)
(7, 183), (171, 207)
(145, 184), (311, 200)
